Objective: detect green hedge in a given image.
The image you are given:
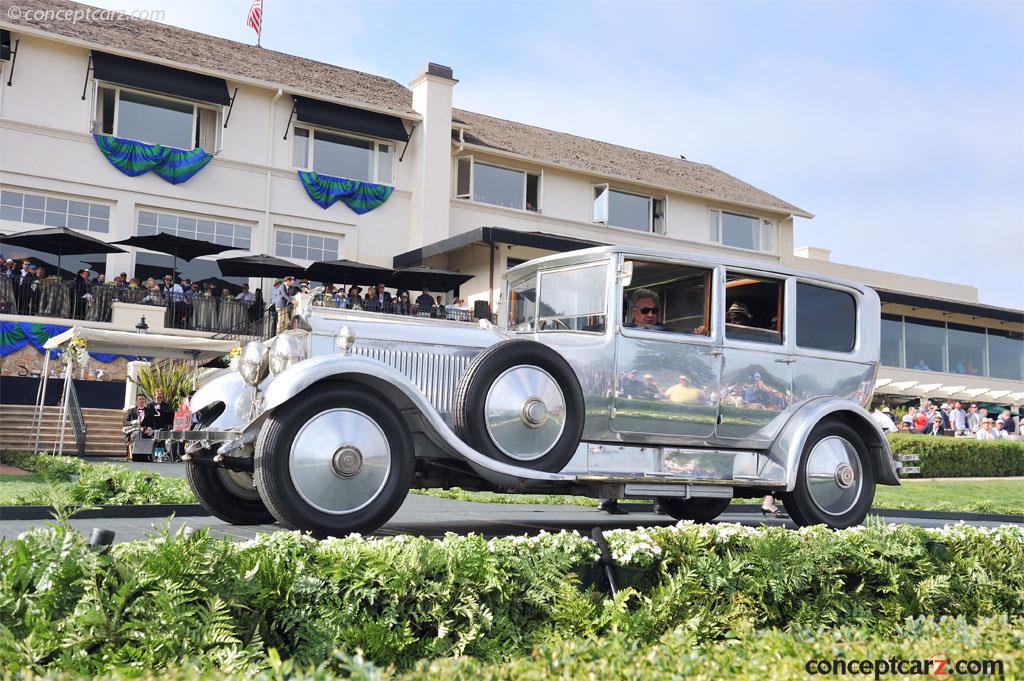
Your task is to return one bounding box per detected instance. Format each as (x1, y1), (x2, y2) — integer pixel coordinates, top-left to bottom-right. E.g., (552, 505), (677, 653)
(887, 434), (1024, 477)
(0, 451), (195, 505)
(13, 616), (1023, 681)
(2, 521), (1021, 677)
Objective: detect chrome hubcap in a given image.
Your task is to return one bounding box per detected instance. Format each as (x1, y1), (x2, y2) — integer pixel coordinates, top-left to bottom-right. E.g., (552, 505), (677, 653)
(805, 436), (863, 516)
(484, 365), (566, 461)
(288, 408), (391, 515)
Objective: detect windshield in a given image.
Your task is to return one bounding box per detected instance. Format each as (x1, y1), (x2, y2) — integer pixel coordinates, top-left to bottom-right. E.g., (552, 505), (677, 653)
(507, 275), (537, 331)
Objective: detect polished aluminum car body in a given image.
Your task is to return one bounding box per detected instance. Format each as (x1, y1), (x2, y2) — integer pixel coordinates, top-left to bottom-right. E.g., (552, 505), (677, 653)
(183, 246), (898, 511)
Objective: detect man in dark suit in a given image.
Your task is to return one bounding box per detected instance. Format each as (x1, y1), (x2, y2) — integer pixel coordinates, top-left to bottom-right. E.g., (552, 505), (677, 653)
(124, 393), (157, 459)
(923, 414), (946, 436)
(373, 282), (392, 312)
(146, 389), (173, 432)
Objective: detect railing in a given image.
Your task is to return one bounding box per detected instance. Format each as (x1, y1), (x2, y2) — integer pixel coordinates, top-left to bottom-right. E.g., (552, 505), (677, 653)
(0, 278), (260, 334)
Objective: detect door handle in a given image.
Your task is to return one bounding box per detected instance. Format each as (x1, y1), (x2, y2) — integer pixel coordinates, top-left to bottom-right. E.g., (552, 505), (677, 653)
(774, 358), (796, 365)
(702, 349), (723, 357)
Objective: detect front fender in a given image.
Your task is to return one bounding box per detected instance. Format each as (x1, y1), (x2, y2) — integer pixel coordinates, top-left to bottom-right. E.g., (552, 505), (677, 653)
(260, 354), (574, 485)
(769, 397), (899, 491)
(189, 369), (263, 432)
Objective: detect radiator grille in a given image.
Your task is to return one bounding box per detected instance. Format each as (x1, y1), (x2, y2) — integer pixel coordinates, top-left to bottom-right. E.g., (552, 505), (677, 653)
(351, 346), (475, 416)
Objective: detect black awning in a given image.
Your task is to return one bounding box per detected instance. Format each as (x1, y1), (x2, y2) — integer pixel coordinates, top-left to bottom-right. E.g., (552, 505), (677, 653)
(393, 226), (604, 268)
(1, 30), (11, 61)
(91, 51), (231, 106)
(293, 96), (409, 142)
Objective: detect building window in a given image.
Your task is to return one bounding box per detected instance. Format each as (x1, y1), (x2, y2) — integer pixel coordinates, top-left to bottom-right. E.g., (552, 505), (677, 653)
(292, 126), (393, 185)
(709, 209), (774, 253)
(904, 317), (946, 372)
(947, 322), (987, 376)
(796, 283), (857, 352)
(275, 229), (340, 262)
(455, 157), (539, 212)
(94, 85), (219, 153)
(593, 185), (665, 233)
(1, 189), (110, 233)
(137, 209), (251, 249)
(988, 329), (1023, 381)
(880, 313), (904, 368)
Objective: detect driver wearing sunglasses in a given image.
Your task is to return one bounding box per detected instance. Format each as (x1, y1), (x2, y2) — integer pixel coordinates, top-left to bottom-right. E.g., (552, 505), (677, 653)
(625, 288), (667, 331)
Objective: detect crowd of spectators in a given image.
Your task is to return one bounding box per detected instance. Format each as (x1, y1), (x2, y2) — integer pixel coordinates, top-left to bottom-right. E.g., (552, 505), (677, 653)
(1, 257), (478, 335)
(872, 400), (1020, 440)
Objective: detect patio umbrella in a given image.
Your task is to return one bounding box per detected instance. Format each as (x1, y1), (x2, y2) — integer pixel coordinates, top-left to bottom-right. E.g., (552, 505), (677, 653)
(0, 227), (125, 273)
(113, 233), (239, 278)
(217, 253), (301, 279)
(302, 259), (394, 286)
(387, 266), (474, 293)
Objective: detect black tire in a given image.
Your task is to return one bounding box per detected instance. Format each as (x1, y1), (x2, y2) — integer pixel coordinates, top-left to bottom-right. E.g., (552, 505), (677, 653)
(185, 461), (275, 525)
(656, 497), (731, 522)
(785, 420), (876, 529)
(254, 383), (414, 537)
(452, 340), (585, 472)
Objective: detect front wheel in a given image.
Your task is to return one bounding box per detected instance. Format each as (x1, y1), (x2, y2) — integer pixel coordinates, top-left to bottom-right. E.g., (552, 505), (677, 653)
(185, 461), (275, 525)
(254, 383), (414, 537)
(656, 497), (731, 522)
(783, 420), (876, 529)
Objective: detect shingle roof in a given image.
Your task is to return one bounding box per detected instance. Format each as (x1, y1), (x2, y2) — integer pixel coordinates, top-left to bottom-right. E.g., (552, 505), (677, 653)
(453, 109), (811, 217)
(5, 0), (810, 217)
(3, 0), (417, 117)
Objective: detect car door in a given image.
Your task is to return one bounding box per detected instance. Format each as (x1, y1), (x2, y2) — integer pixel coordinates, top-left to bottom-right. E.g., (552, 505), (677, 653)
(715, 270), (794, 444)
(611, 259), (720, 442)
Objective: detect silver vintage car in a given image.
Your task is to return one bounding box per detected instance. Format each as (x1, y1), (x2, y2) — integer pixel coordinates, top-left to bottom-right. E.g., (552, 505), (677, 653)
(172, 246), (899, 535)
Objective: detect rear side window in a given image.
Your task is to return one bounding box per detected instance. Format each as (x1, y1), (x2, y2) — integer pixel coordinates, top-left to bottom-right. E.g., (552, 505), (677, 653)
(796, 282), (856, 352)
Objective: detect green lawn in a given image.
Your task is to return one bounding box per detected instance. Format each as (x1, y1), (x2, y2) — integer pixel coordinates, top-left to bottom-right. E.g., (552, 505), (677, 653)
(871, 478), (1023, 515)
(416, 478), (1023, 516)
(0, 473), (68, 506)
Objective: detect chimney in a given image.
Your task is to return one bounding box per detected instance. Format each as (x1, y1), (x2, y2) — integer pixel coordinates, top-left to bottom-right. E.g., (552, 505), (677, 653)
(408, 63), (458, 250)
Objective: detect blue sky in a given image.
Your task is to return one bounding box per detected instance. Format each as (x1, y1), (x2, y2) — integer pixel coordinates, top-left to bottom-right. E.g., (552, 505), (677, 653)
(92, 0), (1024, 308)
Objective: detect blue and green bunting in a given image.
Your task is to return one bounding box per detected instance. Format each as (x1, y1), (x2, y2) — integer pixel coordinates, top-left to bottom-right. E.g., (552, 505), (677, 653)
(0, 321), (130, 362)
(297, 170), (394, 214)
(93, 134), (213, 185)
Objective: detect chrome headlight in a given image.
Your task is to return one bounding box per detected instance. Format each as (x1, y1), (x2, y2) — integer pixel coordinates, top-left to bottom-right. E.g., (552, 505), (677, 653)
(270, 332), (306, 375)
(239, 341), (269, 386)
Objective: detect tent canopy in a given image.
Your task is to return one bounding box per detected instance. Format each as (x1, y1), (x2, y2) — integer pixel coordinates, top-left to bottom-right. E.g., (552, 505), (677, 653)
(44, 326), (238, 361)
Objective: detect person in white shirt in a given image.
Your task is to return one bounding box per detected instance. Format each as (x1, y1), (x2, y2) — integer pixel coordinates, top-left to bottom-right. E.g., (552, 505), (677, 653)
(871, 407), (898, 433)
(235, 283), (255, 303)
(975, 418), (997, 440)
(949, 401), (967, 435)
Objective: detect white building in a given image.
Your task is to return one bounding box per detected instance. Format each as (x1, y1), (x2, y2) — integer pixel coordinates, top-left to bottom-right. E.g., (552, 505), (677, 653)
(0, 0), (1021, 410)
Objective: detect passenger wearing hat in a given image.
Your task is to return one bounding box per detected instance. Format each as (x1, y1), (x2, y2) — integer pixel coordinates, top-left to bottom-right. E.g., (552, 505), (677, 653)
(726, 301), (754, 326)
(975, 417), (997, 440)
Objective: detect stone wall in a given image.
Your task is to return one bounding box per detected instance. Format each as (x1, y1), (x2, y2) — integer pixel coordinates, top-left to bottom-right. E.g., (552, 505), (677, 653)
(0, 345), (129, 381)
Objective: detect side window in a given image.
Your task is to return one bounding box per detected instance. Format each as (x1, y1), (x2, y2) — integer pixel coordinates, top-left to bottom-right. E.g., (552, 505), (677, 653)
(622, 260), (711, 336)
(507, 275), (536, 332)
(797, 283), (856, 352)
(725, 272), (783, 344)
(537, 263), (607, 332)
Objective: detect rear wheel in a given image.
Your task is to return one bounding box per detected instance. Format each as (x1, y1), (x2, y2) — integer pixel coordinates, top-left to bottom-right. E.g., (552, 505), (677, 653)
(185, 461), (275, 525)
(254, 383), (414, 537)
(655, 497), (731, 522)
(784, 420), (875, 529)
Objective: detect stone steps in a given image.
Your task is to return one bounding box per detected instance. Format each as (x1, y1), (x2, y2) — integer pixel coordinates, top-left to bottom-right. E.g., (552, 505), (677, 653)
(0, 404), (128, 456)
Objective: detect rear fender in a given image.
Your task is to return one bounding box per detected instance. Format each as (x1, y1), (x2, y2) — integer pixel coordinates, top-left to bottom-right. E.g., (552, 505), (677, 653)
(769, 397), (899, 491)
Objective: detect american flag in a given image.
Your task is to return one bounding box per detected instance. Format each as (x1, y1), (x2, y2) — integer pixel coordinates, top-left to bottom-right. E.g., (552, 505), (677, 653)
(246, 0), (262, 42)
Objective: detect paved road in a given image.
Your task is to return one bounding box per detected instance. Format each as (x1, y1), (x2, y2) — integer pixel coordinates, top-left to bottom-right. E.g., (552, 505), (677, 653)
(2, 492), (1017, 544)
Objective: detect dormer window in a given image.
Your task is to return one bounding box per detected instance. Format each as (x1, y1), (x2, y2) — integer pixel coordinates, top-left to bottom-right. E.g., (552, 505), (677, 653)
(455, 156), (540, 212)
